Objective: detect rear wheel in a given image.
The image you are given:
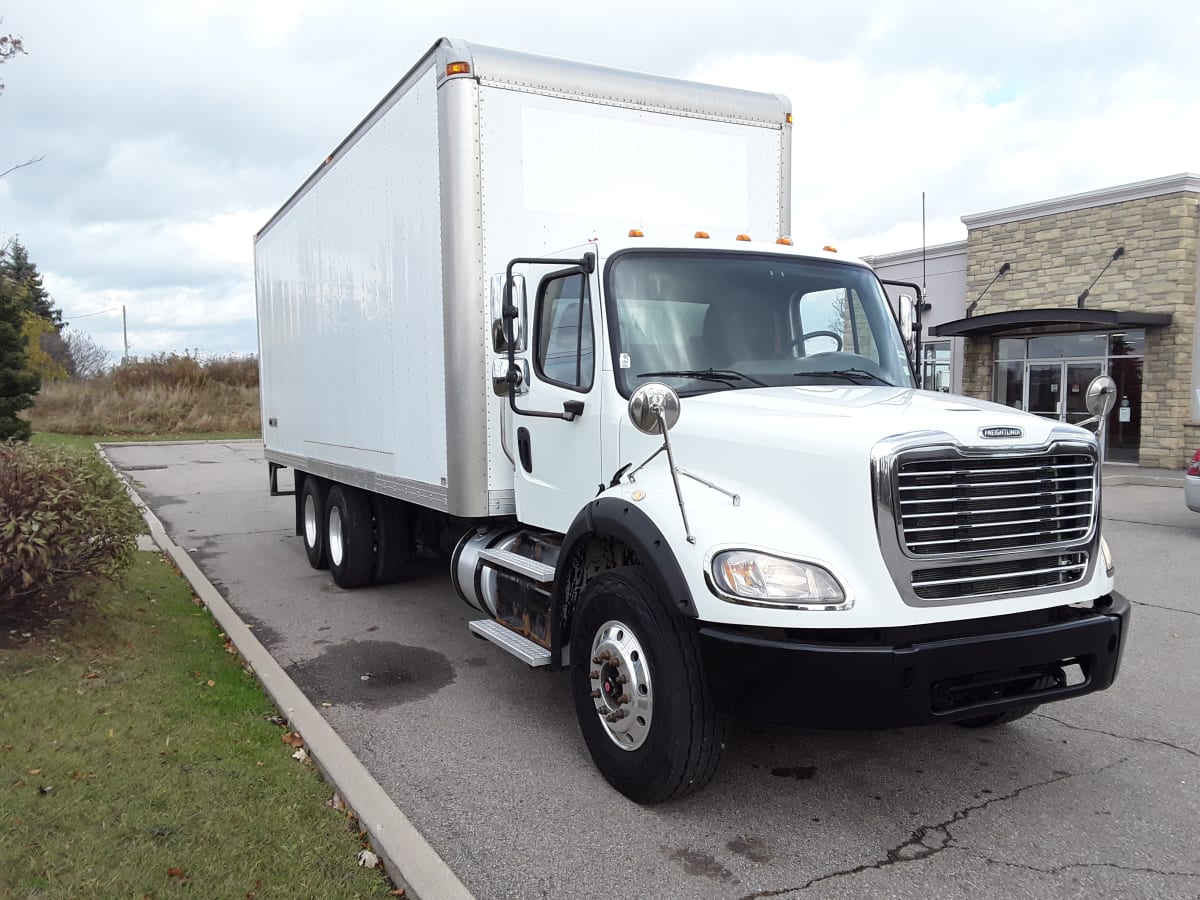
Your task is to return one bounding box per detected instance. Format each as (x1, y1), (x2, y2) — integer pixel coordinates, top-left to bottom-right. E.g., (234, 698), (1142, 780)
(326, 484), (375, 589)
(371, 494), (413, 585)
(300, 476), (329, 570)
(570, 567), (725, 803)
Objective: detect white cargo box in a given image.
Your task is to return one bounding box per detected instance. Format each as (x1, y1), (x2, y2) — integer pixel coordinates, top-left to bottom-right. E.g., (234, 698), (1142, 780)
(255, 38), (791, 517)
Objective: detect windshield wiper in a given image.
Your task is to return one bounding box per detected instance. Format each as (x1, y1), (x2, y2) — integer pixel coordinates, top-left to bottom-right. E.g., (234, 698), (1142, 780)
(637, 368), (768, 387)
(794, 368), (894, 386)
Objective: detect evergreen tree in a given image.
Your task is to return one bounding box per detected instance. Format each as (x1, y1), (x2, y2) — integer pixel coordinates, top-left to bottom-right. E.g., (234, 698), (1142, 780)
(0, 266), (40, 441)
(1, 239), (59, 324)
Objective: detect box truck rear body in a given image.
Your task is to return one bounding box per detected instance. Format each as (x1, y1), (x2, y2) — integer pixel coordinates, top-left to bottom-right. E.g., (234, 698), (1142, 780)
(254, 39), (792, 517)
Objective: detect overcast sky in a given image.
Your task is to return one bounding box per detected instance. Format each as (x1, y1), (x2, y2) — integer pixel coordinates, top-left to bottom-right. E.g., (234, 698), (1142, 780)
(2, 1), (1198, 361)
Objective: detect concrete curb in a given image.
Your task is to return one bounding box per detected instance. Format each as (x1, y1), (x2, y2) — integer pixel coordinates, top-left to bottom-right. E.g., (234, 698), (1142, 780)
(99, 443), (474, 900)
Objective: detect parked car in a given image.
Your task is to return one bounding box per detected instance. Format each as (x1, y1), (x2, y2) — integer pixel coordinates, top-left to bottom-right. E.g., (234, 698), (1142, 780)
(1186, 449), (1200, 513)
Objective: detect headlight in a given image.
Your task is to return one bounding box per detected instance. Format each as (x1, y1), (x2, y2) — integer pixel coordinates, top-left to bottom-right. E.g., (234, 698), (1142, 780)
(711, 550), (847, 608)
(1100, 536), (1114, 577)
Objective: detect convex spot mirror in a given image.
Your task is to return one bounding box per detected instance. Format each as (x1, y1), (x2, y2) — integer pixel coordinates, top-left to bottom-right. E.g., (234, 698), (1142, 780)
(628, 382), (681, 435)
(1085, 375), (1117, 419)
(489, 273), (527, 354)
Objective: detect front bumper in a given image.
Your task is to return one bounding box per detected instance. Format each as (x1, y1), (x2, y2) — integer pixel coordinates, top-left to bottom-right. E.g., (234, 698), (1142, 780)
(698, 592), (1130, 729)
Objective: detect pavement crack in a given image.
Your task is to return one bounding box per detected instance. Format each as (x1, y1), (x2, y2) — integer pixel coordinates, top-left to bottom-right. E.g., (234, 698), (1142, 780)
(1129, 598), (1200, 618)
(737, 759), (1128, 900)
(961, 849), (1200, 880)
(1033, 711), (1200, 760)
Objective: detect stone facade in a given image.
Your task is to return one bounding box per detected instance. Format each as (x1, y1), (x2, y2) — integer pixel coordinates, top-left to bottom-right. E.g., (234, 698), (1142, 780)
(962, 190), (1200, 468)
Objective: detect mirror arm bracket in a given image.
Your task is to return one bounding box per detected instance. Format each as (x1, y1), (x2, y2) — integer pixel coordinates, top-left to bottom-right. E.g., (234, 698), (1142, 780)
(503, 253), (596, 421)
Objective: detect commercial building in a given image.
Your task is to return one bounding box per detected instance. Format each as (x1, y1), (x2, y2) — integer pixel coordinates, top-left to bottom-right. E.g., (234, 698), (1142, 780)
(869, 173), (1200, 468)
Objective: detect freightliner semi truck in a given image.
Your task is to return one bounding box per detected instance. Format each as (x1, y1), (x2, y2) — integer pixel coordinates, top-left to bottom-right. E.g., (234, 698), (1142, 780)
(253, 38), (1129, 803)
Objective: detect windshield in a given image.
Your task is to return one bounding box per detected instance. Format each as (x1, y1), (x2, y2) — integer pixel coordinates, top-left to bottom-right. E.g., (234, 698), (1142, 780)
(605, 250), (914, 397)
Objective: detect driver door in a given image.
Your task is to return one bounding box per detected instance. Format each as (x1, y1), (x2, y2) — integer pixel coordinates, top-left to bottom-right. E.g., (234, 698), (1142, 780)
(509, 263), (605, 533)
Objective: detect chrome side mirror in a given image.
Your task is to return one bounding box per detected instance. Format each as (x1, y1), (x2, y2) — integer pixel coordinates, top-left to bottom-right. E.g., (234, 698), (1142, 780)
(491, 358), (528, 397)
(1077, 375), (1117, 430)
(898, 294), (916, 360)
(490, 273), (527, 353)
(628, 382), (681, 435)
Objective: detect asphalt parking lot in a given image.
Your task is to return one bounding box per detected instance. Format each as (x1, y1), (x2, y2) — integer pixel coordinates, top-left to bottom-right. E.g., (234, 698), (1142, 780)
(107, 441), (1200, 900)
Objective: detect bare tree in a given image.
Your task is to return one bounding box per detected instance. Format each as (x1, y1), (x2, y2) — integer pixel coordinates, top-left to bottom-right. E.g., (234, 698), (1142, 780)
(0, 24), (25, 94)
(63, 328), (112, 379)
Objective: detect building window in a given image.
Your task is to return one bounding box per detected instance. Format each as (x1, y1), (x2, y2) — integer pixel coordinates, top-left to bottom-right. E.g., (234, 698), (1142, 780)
(921, 341), (951, 392)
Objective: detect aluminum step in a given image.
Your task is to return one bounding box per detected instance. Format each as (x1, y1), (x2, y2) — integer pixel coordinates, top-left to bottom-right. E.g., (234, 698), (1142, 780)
(469, 620), (552, 667)
(477, 548), (555, 584)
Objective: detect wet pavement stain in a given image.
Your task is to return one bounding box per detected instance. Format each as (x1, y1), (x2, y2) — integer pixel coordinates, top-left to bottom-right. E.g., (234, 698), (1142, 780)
(664, 848), (736, 883)
(286, 640), (455, 709)
(771, 765), (817, 780)
(726, 836), (772, 863)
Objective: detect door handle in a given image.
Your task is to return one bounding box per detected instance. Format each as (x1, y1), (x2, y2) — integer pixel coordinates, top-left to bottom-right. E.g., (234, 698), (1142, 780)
(517, 427), (532, 473)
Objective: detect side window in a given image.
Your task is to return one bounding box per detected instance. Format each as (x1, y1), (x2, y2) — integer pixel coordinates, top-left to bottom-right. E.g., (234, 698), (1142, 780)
(535, 273), (594, 391)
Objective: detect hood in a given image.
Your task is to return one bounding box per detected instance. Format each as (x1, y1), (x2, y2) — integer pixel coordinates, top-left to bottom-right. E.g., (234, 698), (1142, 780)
(669, 385), (1085, 456)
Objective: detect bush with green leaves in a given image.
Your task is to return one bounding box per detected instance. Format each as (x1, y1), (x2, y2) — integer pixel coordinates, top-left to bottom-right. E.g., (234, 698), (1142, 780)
(0, 443), (143, 622)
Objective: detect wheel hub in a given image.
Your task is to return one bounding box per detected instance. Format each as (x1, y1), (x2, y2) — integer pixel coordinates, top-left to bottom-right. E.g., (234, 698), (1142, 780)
(588, 620), (652, 751)
(304, 494), (318, 546)
(328, 506), (344, 567)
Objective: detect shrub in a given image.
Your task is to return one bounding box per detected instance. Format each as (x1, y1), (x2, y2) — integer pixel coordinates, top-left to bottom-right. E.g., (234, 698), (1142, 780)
(0, 442), (143, 624)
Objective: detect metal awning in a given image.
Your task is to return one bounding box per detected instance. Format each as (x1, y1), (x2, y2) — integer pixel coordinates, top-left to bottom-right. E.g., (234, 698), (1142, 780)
(931, 308), (1173, 338)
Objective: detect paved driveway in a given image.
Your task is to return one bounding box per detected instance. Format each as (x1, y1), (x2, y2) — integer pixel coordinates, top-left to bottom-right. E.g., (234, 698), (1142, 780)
(107, 441), (1200, 899)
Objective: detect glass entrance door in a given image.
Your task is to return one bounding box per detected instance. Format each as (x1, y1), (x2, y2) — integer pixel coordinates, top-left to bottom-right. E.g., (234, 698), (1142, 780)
(1025, 360), (1106, 424)
(1064, 361), (1104, 427)
(1027, 363), (1062, 420)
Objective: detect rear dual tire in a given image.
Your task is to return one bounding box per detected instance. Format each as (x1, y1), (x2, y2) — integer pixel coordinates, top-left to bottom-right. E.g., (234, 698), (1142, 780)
(326, 484), (375, 589)
(300, 477), (412, 588)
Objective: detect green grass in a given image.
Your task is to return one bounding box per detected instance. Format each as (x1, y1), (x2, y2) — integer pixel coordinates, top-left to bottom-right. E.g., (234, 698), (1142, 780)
(32, 431), (259, 454)
(0, 553), (391, 898)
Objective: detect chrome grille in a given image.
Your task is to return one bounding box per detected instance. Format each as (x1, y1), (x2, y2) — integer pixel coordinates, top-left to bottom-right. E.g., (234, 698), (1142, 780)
(897, 453), (1097, 555)
(912, 552), (1089, 601)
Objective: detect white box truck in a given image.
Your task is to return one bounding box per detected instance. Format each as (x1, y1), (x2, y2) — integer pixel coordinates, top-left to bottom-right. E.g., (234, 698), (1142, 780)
(254, 38), (1129, 803)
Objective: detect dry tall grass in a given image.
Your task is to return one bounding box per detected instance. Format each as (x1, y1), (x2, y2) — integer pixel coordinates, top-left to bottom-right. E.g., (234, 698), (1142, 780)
(30, 353), (261, 435)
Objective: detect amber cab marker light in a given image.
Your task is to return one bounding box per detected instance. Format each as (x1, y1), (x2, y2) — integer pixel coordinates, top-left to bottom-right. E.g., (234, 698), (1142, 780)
(785, 112), (793, 124)
(822, 245), (838, 253)
(736, 233), (752, 242)
(694, 231), (710, 239)
(446, 61), (471, 76)
(628, 229), (644, 238)
(776, 236), (794, 246)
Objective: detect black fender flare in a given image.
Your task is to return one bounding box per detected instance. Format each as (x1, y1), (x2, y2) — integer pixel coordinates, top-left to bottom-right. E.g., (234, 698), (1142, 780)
(555, 497), (698, 631)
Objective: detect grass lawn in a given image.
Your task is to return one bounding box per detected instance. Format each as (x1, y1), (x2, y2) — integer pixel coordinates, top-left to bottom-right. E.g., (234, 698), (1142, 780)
(32, 431), (260, 454)
(1, 482), (391, 896)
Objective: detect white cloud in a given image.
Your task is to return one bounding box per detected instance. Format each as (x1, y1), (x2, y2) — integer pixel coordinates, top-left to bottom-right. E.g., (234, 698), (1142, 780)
(3, 0), (1198, 361)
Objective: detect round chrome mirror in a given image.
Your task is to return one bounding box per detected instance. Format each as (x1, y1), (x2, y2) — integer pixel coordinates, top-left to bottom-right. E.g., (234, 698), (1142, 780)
(1085, 375), (1117, 418)
(628, 382), (681, 435)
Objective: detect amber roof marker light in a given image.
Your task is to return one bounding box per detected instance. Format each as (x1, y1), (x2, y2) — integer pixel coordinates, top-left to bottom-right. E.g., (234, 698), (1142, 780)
(628, 229), (644, 238)
(776, 236), (793, 246)
(446, 61), (471, 76)
(694, 231), (710, 239)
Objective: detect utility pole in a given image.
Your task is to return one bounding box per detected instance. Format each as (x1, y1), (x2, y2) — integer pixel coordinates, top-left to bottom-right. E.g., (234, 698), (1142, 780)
(122, 304), (129, 363)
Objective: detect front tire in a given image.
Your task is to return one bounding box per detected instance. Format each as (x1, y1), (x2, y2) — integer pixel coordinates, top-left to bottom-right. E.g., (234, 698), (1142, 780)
(326, 484), (375, 589)
(953, 673), (1060, 728)
(570, 567), (725, 804)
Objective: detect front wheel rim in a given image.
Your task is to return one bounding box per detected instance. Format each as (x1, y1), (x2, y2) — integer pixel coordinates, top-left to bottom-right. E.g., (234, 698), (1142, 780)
(589, 619), (653, 751)
(328, 506), (344, 567)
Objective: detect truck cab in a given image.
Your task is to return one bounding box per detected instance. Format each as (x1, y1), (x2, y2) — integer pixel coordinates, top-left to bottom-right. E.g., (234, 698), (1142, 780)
(452, 234), (1128, 802)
